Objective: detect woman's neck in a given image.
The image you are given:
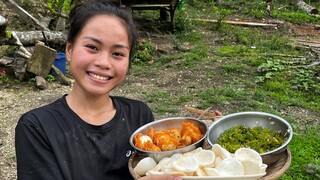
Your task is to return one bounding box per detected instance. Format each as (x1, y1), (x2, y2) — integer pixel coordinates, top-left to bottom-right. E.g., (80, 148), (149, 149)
(66, 88), (116, 125)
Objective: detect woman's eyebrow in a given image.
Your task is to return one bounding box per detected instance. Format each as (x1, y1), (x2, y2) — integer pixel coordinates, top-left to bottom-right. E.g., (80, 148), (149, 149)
(84, 36), (102, 44)
(114, 44), (130, 49)
(83, 36), (129, 49)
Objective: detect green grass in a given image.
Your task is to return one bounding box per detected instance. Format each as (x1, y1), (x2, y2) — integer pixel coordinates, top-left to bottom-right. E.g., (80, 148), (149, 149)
(131, 0), (320, 179)
(144, 90), (194, 114)
(283, 126), (320, 179)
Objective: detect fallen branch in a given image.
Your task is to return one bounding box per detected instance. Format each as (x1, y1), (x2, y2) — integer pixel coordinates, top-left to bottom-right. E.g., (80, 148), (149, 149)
(16, 51), (30, 59)
(307, 61), (320, 67)
(0, 56), (14, 66)
(191, 18), (278, 28)
(278, 5), (290, 11)
(1, 31), (67, 46)
(11, 31), (32, 57)
(51, 65), (71, 85)
(184, 106), (222, 120)
(294, 0), (319, 15)
(2, 0), (50, 31)
(262, 53), (305, 58)
(197, 106), (212, 120)
(296, 40), (320, 48)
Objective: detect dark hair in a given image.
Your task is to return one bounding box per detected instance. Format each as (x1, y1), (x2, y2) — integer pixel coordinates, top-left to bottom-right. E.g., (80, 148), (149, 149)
(67, 0), (137, 60)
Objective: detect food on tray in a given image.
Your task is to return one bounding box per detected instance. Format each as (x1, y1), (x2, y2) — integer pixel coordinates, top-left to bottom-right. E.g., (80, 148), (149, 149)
(134, 133), (161, 152)
(217, 125), (287, 153)
(134, 157), (157, 176)
(133, 144), (267, 177)
(134, 122), (204, 151)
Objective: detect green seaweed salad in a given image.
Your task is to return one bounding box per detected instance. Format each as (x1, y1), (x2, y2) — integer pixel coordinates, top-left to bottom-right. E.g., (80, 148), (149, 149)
(217, 125), (287, 153)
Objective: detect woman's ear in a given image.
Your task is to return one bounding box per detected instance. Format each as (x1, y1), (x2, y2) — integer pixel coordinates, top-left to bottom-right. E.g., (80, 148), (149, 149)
(66, 42), (72, 62)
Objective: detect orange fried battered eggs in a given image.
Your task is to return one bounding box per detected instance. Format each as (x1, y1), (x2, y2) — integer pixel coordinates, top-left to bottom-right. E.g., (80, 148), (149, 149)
(134, 122), (204, 152)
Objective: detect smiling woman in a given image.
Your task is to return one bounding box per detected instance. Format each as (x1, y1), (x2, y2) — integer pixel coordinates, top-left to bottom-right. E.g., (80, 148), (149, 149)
(66, 14), (131, 98)
(14, 1), (180, 180)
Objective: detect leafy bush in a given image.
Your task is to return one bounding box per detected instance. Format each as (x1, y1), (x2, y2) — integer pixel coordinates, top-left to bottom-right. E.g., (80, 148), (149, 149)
(133, 40), (157, 63)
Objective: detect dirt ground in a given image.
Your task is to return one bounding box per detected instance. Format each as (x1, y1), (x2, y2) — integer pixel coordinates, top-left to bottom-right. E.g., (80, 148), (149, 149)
(1, 1), (320, 180)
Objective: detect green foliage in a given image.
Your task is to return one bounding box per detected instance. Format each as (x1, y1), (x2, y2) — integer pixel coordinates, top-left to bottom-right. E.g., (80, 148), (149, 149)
(133, 40), (157, 63)
(0, 70), (10, 84)
(220, 63), (246, 73)
(263, 80), (290, 93)
(211, 8), (233, 31)
(6, 31), (12, 39)
(272, 11), (320, 24)
(0, 69), (19, 85)
(257, 35), (293, 52)
(211, 0), (267, 19)
(19, 0), (35, 10)
(218, 125), (287, 153)
(46, 74), (56, 83)
(0, 45), (17, 57)
(255, 56), (320, 95)
(290, 68), (320, 94)
(255, 58), (285, 83)
(177, 0), (186, 10)
(216, 45), (251, 57)
(144, 90), (180, 114)
(175, 9), (195, 32)
(47, 0), (73, 15)
(198, 87), (249, 108)
(128, 2), (320, 178)
(282, 126), (320, 179)
(28, 77), (36, 84)
(170, 31), (209, 67)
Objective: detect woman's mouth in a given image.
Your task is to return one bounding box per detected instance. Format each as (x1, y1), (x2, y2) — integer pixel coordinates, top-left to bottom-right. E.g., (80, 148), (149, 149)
(88, 72), (111, 81)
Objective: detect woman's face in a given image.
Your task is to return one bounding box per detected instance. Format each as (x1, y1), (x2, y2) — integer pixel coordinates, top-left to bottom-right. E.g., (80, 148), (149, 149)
(66, 15), (130, 96)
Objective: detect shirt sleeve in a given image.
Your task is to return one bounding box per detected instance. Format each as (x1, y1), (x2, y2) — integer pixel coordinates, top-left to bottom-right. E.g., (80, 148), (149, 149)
(15, 113), (64, 180)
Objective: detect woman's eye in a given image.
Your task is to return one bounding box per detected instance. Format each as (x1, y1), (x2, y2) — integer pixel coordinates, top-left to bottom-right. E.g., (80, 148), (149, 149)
(113, 52), (124, 57)
(86, 45), (98, 51)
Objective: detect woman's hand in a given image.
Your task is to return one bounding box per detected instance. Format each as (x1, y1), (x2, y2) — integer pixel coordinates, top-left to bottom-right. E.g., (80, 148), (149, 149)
(138, 175), (182, 180)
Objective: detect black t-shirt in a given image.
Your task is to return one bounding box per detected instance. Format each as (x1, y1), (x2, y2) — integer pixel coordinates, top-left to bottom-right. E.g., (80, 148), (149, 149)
(15, 95), (154, 180)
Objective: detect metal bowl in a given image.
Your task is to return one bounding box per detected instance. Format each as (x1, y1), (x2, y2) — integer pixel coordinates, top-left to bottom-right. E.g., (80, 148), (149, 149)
(130, 117), (208, 162)
(207, 111), (293, 165)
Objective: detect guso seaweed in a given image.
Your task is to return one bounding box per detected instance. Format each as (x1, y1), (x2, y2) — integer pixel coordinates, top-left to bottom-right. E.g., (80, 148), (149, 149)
(217, 125), (287, 153)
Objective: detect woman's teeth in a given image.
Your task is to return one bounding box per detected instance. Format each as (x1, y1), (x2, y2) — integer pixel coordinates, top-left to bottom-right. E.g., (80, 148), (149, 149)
(89, 73), (110, 80)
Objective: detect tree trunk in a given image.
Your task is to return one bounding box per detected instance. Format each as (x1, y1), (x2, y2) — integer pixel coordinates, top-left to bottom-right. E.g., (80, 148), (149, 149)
(294, 0), (319, 15)
(1, 31), (67, 46)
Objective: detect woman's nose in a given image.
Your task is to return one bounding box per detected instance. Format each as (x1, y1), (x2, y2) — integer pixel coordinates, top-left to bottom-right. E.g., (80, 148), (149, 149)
(94, 53), (111, 68)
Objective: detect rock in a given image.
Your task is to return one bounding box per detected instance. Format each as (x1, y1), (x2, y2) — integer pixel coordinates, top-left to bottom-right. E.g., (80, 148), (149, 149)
(35, 76), (48, 90)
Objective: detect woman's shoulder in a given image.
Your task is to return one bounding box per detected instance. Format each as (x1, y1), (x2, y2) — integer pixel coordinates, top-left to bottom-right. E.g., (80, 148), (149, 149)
(18, 95), (67, 124)
(111, 96), (154, 124)
(111, 96), (149, 107)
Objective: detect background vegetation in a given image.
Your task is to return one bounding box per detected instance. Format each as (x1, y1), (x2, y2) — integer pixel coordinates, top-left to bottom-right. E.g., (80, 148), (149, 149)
(0, 0), (319, 179)
(132, 0), (320, 179)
